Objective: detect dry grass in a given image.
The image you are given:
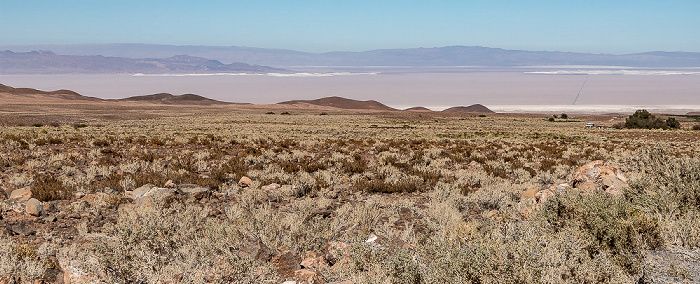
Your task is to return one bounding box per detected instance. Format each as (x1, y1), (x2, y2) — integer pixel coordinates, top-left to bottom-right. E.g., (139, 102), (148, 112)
(0, 102), (699, 282)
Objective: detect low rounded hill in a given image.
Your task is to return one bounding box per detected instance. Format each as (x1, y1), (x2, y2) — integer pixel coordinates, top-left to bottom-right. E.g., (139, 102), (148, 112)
(278, 96), (396, 111)
(441, 104), (494, 113)
(118, 93), (229, 105)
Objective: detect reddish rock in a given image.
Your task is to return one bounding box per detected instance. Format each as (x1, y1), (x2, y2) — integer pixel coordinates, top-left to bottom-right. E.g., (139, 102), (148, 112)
(238, 232), (272, 261)
(238, 176), (253, 188)
(294, 268), (325, 284)
(300, 251), (328, 270)
(164, 180), (177, 188)
(272, 250), (300, 279)
(571, 160), (628, 196)
(25, 198), (45, 216)
(521, 188), (538, 200)
(9, 187), (32, 202)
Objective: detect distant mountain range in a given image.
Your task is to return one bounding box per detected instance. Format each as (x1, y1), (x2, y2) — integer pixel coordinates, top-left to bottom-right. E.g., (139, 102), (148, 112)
(2, 43), (700, 67)
(0, 50), (284, 74)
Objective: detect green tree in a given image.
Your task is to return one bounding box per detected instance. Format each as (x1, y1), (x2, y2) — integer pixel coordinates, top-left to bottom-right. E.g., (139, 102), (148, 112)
(624, 110), (669, 129)
(665, 117), (680, 129)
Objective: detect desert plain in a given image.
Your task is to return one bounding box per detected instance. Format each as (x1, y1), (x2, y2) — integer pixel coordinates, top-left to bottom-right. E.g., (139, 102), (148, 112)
(0, 87), (699, 283)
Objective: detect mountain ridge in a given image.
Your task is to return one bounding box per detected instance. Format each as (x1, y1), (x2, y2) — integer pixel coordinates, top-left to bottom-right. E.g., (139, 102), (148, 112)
(0, 51), (285, 74)
(2, 43), (699, 67)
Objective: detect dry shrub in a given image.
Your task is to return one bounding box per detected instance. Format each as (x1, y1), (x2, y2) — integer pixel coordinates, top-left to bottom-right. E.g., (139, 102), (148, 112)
(68, 203), (258, 283)
(342, 154), (367, 174)
(624, 146), (700, 248)
(537, 191), (662, 273)
(33, 175), (75, 201)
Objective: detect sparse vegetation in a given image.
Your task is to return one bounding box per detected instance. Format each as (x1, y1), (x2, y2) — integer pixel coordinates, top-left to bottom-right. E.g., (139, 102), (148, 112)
(0, 102), (698, 282)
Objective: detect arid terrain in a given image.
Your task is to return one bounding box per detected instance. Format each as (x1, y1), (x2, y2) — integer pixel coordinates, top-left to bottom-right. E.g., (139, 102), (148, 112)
(1, 88), (699, 283)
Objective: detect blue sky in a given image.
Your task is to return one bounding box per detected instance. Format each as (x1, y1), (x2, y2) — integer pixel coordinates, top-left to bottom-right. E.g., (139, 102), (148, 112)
(2, 0), (699, 54)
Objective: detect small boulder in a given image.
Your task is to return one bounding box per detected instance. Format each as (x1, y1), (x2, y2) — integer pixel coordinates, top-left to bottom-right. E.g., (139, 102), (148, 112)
(534, 188), (556, 203)
(25, 198), (45, 216)
(238, 232), (272, 261)
(324, 241), (350, 267)
(59, 258), (100, 284)
(238, 176), (253, 188)
(164, 180), (177, 188)
(9, 187), (32, 202)
(74, 191), (86, 199)
(294, 268), (325, 284)
(571, 160), (627, 196)
(126, 183), (155, 199)
(300, 251), (328, 270)
(8, 223), (35, 236)
(521, 188), (538, 200)
(272, 250), (300, 279)
(136, 187), (178, 207)
(261, 183), (281, 191)
(178, 184), (210, 200)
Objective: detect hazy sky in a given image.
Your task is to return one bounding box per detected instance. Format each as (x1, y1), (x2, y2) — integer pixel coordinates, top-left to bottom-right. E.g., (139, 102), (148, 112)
(2, 0), (699, 54)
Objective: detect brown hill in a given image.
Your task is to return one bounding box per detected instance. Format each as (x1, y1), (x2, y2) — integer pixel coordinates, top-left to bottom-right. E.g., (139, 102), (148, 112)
(442, 104), (494, 114)
(278, 96), (396, 111)
(0, 83), (101, 101)
(119, 93), (229, 105)
(686, 112), (700, 116)
(405, 106), (433, 111)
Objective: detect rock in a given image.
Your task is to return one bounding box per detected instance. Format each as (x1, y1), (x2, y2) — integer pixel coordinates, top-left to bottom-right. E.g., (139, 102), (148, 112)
(534, 188), (555, 203)
(8, 223), (35, 236)
(261, 183), (281, 191)
(44, 202), (58, 213)
(74, 191), (86, 199)
(238, 176), (252, 188)
(59, 258), (99, 284)
(164, 180), (177, 188)
(521, 188), (538, 200)
(178, 184), (210, 200)
(126, 183), (156, 199)
(8, 201), (26, 214)
(294, 268), (325, 284)
(300, 251), (328, 270)
(601, 175), (628, 196)
(272, 250), (300, 279)
(238, 232), (272, 261)
(324, 241), (350, 267)
(554, 183), (572, 191)
(571, 160), (627, 196)
(43, 215), (57, 222)
(135, 187), (178, 207)
(9, 187), (32, 202)
(575, 181), (598, 193)
(25, 198), (45, 216)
